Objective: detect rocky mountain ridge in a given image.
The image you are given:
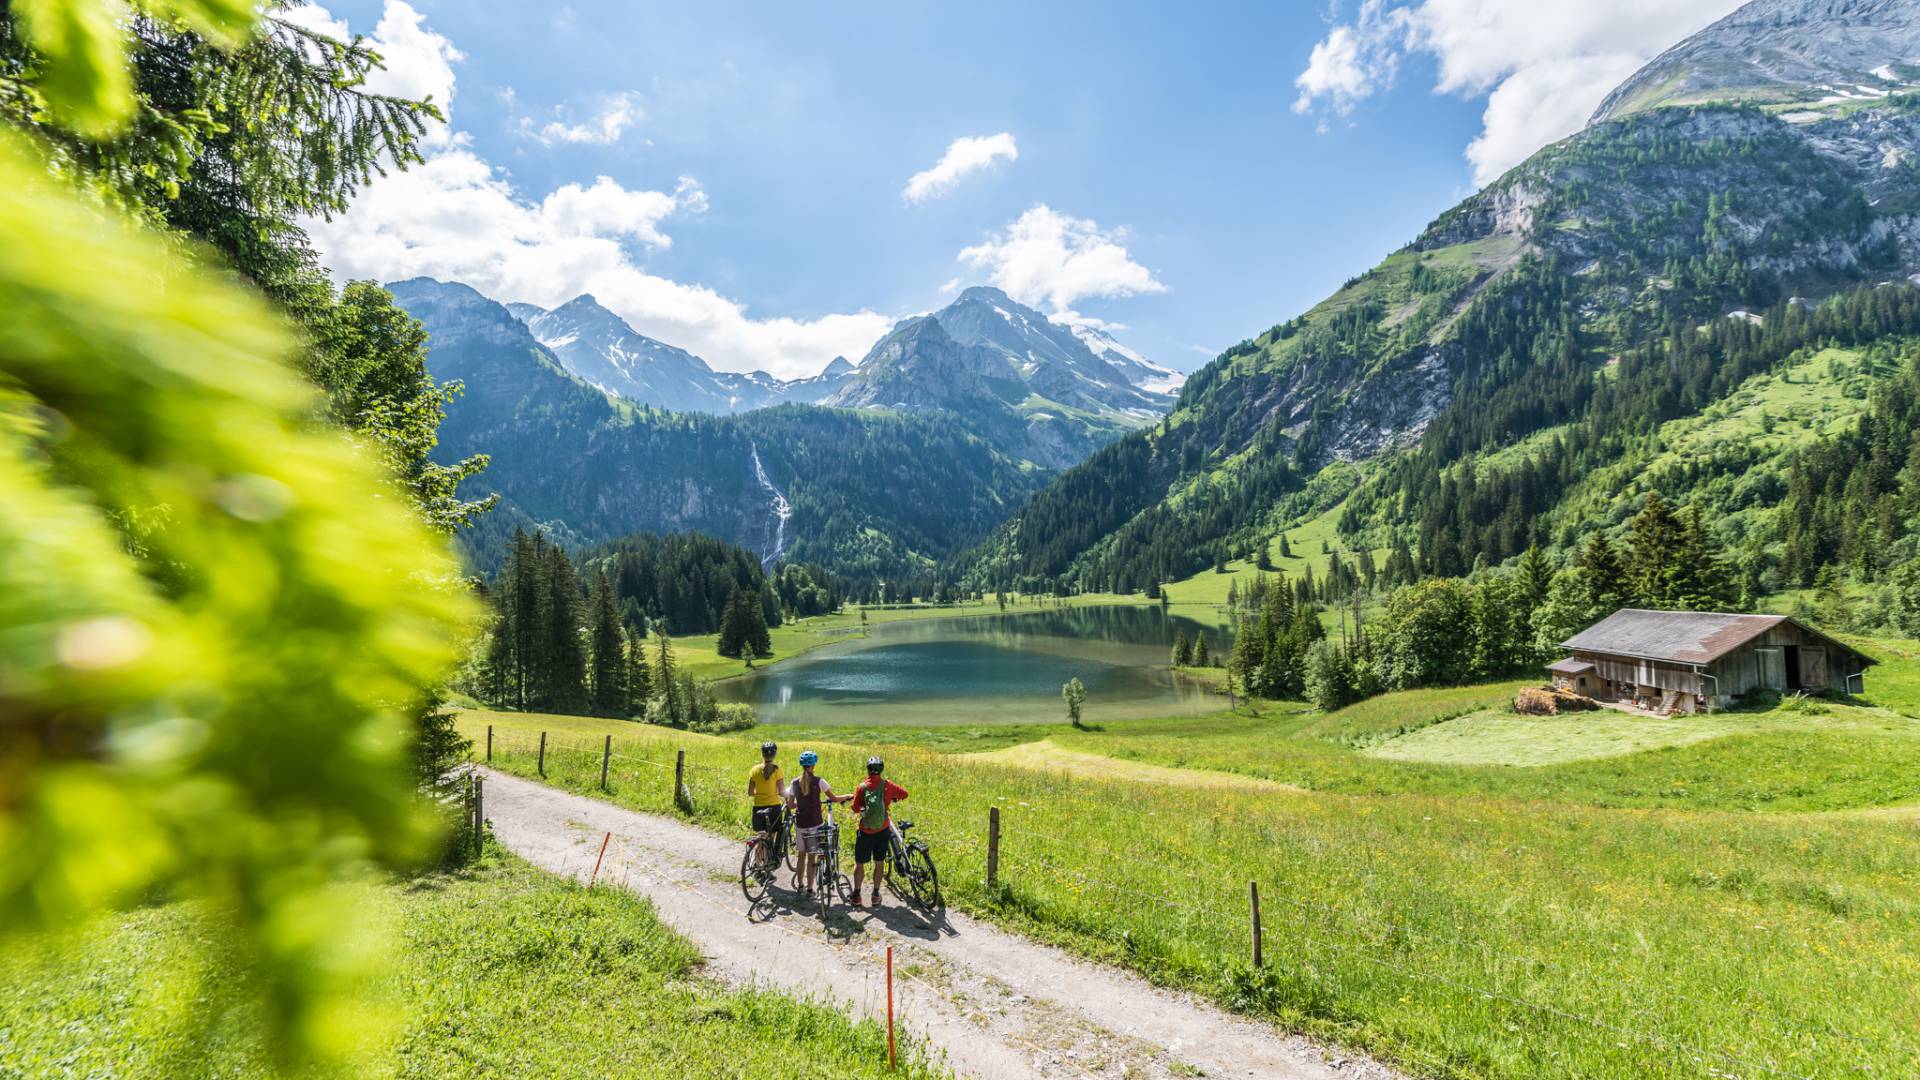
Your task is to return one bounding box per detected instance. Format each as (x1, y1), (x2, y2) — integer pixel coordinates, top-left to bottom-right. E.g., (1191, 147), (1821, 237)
(827, 285), (1180, 468)
(509, 294), (854, 413)
(500, 285), (1180, 451)
(388, 277), (1048, 581)
(1593, 0), (1920, 122)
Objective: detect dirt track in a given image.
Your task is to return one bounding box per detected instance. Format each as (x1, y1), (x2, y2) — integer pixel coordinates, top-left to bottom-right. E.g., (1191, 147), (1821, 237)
(478, 767), (1400, 1080)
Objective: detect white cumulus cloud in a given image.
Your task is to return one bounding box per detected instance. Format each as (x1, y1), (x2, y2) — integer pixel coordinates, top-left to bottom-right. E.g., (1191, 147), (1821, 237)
(526, 91), (644, 146)
(903, 133), (1018, 203)
(1292, 0), (1743, 186)
(957, 205), (1165, 321)
(295, 2), (892, 380)
(1292, 3), (1414, 117)
(308, 149), (888, 379)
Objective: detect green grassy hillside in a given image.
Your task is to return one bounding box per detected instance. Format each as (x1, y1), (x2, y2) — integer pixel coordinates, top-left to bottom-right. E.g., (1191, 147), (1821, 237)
(959, 98), (1920, 605)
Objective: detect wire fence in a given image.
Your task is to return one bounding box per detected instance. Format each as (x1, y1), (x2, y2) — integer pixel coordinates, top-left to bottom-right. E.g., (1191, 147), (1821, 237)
(475, 723), (1884, 1080)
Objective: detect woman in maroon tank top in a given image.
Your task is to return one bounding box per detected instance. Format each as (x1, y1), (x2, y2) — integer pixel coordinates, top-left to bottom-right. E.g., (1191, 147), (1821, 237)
(785, 750), (850, 896)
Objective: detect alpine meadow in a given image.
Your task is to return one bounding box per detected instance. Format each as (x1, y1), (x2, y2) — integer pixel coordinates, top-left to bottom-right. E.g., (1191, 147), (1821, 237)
(6, 2), (1920, 1079)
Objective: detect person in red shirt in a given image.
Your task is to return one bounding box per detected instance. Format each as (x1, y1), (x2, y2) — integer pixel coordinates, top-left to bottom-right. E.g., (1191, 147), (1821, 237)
(849, 755), (907, 907)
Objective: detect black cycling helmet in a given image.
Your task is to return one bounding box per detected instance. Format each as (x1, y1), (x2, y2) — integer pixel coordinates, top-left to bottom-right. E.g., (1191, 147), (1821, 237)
(866, 755), (884, 774)
(761, 741), (778, 755)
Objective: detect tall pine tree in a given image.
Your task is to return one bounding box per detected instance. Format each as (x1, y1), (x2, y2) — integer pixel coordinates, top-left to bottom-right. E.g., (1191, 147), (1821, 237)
(625, 633), (653, 714)
(655, 632), (679, 719)
(588, 569), (626, 716)
(1580, 533), (1629, 612)
(536, 541), (587, 711)
(1626, 491), (1684, 607)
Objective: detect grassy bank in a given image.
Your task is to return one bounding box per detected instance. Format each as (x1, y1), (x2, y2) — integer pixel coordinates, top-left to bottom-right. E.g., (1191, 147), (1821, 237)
(463, 705), (1920, 1079)
(0, 848), (943, 1079)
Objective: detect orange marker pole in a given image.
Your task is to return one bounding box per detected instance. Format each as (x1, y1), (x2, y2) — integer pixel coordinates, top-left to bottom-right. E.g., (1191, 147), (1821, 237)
(886, 945), (896, 1069)
(590, 831), (611, 886)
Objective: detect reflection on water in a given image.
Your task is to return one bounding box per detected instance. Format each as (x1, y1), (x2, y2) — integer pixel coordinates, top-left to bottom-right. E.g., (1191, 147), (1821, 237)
(713, 606), (1234, 726)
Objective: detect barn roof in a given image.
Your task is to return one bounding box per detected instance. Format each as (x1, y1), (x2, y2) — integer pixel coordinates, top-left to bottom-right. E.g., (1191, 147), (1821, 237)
(1546, 657), (1596, 675)
(1561, 609), (1872, 666)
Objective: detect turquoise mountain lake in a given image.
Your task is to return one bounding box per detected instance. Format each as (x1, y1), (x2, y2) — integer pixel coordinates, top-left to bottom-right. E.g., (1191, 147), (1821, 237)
(713, 606), (1232, 726)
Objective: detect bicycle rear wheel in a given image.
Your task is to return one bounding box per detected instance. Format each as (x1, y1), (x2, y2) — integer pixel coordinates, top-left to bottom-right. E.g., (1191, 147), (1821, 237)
(740, 838), (772, 905)
(781, 816), (798, 873)
(904, 844), (941, 910)
(816, 854), (839, 925)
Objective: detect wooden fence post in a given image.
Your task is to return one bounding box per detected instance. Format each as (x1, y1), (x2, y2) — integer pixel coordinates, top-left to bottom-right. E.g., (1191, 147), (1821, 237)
(986, 806), (1001, 890)
(601, 734), (611, 791)
(485, 724), (492, 762)
(1250, 880), (1263, 967)
(674, 749), (688, 812)
(537, 731), (547, 776)
(473, 776), (484, 854)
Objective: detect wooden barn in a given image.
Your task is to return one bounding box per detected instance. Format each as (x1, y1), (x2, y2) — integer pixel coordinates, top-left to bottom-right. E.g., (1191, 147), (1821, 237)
(1546, 609), (1873, 714)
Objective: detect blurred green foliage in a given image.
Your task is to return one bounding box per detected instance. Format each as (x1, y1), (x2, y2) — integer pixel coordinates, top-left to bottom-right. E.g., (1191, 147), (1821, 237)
(0, 0), (476, 1068)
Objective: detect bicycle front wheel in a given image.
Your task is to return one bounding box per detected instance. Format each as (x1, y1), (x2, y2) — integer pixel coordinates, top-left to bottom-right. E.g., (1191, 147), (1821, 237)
(904, 844), (941, 910)
(781, 817), (798, 873)
(740, 839), (771, 905)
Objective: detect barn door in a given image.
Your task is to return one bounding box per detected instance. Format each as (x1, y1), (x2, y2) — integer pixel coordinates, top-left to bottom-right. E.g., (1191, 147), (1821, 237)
(1800, 647), (1827, 690)
(1755, 647), (1786, 690)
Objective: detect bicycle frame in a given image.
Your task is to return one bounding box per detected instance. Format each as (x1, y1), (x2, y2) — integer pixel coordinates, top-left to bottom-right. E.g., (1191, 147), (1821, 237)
(749, 806), (787, 872)
(887, 819), (912, 873)
(815, 809), (840, 883)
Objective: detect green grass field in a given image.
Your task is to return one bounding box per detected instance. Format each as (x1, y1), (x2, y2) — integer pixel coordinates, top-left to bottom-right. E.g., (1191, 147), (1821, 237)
(0, 848), (944, 1079)
(1049, 693), (1920, 812)
(1365, 708), (1800, 766)
(1293, 681), (1531, 745)
(463, 686), (1920, 1080)
(1845, 634), (1920, 716)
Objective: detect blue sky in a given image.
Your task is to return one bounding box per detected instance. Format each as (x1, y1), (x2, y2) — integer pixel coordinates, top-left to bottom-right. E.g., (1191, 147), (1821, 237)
(302, 0), (1737, 377)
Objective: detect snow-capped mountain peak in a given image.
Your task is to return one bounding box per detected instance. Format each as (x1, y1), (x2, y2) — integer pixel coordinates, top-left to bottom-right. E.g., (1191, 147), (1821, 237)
(506, 295), (854, 414)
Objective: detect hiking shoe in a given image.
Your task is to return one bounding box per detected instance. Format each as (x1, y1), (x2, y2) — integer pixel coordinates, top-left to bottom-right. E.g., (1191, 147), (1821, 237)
(848, 893), (863, 907)
(870, 890), (883, 907)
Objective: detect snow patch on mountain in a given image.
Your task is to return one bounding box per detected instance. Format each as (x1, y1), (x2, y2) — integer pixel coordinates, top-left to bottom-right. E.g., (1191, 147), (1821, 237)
(1071, 323), (1187, 395)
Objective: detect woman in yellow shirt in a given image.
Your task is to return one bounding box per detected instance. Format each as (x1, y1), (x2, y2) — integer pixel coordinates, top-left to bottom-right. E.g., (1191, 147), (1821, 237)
(744, 741), (785, 868)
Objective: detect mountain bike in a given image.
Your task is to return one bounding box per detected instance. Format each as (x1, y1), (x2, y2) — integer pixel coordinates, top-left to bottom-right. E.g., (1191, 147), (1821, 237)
(810, 809), (850, 927)
(886, 819), (941, 911)
(739, 807), (788, 905)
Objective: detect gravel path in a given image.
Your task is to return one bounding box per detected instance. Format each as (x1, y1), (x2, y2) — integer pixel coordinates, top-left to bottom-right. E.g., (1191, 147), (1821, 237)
(479, 767), (1402, 1080)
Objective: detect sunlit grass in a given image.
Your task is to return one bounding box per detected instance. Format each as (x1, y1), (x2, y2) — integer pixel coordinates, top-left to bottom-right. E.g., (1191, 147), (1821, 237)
(0, 848), (947, 1079)
(1047, 694), (1920, 812)
(1365, 708), (1796, 765)
(465, 705), (1920, 1079)
(1296, 681), (1532, 746)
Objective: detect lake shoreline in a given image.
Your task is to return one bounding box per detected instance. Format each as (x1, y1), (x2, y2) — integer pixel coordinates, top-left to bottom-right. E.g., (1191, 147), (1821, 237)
(701, 594), (1181, 685)
(713, 604), (1236, 727)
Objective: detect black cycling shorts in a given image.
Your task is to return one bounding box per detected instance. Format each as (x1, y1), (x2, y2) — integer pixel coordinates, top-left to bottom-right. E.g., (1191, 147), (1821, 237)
(751, 806), (782, 834)
(853, 829), (890, 865)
